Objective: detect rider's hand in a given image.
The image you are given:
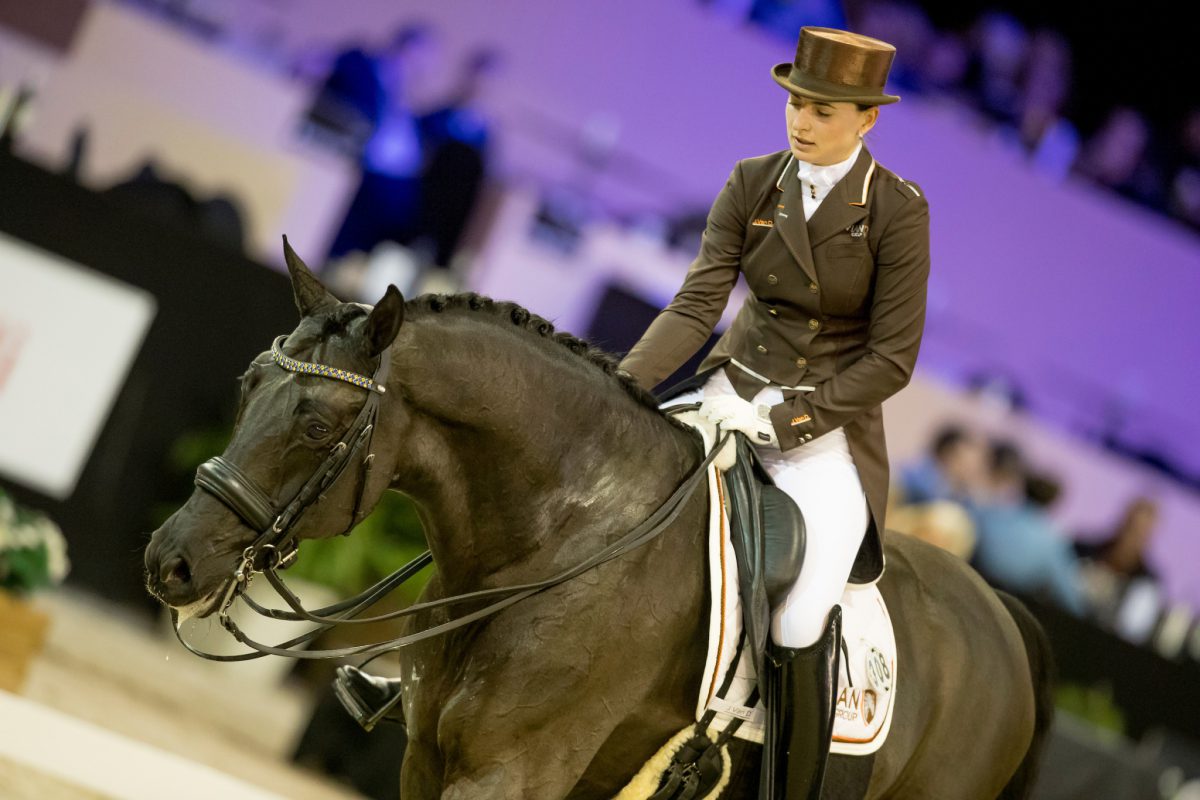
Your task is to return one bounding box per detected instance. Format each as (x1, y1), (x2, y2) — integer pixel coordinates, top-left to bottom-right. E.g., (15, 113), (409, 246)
(699, 395), (778, 447)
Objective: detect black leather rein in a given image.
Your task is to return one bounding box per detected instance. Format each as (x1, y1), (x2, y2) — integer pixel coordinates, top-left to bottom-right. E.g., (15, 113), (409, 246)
(178, 335), (725, 664)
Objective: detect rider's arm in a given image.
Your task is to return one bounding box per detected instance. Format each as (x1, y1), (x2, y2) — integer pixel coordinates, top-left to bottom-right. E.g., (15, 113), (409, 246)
(619, 163), (747, 391)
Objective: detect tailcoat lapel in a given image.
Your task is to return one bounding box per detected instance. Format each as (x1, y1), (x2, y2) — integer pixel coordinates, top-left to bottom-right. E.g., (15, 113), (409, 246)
(773, 156), (819, 285)
(806, 146), (875, 249)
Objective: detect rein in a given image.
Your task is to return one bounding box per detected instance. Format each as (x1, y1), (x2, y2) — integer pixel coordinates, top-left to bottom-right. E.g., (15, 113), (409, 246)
(181, 335), (721, 662)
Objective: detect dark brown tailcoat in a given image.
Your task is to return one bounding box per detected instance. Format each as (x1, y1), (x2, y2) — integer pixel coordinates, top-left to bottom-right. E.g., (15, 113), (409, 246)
(620, 145), (930, 579)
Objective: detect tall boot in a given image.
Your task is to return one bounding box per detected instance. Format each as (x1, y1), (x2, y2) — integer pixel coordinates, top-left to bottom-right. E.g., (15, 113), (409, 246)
(333, 665), (405, 732)
(759, 605), (841, 800)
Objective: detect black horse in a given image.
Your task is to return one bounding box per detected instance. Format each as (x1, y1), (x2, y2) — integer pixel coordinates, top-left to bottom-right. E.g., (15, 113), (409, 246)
(145, 241), (1051, 798)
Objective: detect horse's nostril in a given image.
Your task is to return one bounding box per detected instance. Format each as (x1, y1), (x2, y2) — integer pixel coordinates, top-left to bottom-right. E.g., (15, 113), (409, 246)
(160, 556), (192, 588)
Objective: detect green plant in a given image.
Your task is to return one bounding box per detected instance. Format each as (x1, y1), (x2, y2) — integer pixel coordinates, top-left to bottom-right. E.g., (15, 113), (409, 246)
(1055, 681), (1126, 737)
(288, 491), (430, 601)
(0, 488), (69, 595)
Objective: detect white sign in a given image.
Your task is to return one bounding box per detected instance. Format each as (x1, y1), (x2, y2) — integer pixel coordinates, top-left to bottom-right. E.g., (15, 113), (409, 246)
(0, 233), (156, 499)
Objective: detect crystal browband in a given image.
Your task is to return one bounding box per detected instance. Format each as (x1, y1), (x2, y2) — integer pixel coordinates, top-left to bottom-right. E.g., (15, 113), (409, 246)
(271, 336), (387, 394)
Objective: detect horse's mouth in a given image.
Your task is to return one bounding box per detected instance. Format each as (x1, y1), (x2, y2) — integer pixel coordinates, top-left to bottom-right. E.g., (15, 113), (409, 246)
(169, 582), (230, 623)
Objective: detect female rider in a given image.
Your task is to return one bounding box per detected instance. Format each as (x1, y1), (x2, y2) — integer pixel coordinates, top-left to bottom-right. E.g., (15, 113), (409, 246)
(618, 27), (930, 799)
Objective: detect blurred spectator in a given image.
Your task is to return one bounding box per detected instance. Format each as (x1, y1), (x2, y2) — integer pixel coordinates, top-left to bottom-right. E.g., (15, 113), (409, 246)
(966, 370), (1027, 413)
(741, 2), (1192, 228)
(856, 1), (934, 92)
(1072, 107), (1167, 209)
(897, 424), (987, 505)
(748, 0), (846, 39)
(1014, 29), (1080, 179)
(412, 48), (503, 268)
(915, 31), (972, 102)
(1075, 497), (1159, 581)
(325, 24), (444, 262)
(966, 11), (1029, 126)
(1167, 109), (1200, 228)
(1075, 497), (1164, 642)
(971, 441), (1087, 616)
(889, 500), (976, 560)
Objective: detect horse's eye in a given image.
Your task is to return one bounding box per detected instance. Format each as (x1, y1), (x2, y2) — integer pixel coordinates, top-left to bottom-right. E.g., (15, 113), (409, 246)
(306, 422), (331, 439)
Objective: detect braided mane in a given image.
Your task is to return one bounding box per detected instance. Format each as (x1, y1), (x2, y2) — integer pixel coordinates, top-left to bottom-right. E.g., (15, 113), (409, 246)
(408, 293), (663, 411)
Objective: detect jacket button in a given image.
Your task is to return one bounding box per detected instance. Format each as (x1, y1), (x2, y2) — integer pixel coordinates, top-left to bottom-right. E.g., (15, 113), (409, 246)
(766, 274), (779, 284)
(768, 307), (778, 316)
(808, 319), (820, 331)
(795, 357), (807, 368)
(756, 345), (768, 353)
(809, 281), (819, 293)
(804, 433), (813, 440)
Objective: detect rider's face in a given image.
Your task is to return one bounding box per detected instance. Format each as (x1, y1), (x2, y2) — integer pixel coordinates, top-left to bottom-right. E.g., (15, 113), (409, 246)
(785, 95), (877, 166)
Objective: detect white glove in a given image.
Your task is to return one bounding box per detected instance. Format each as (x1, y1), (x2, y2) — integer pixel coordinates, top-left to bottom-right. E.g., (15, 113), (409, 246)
(699, 395), (778, 447)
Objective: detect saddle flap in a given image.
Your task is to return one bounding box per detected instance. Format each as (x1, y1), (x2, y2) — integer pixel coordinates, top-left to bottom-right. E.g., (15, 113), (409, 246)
(722, 435), (806, 685)
(761, 485), (805, 608)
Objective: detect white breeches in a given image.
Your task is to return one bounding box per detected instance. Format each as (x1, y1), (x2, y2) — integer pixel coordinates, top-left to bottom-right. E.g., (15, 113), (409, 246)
(669, 369), (869, 648)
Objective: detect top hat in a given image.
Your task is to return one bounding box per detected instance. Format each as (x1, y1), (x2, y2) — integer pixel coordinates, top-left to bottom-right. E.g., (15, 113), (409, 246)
(772, 27), (900, 106)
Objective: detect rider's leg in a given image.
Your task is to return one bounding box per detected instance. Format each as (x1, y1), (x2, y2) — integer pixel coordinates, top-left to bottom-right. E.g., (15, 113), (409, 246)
(755, 441), (865, 799)
(758, 437), (868, 647)
(698, 369), (869, 646)
(696, 370), (868, 799)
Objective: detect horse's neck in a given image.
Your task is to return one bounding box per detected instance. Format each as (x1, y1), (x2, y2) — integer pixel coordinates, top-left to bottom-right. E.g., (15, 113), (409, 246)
(401, 378), (699, 592)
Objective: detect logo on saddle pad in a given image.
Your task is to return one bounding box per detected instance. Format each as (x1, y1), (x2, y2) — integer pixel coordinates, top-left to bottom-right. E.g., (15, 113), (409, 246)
(836, 687), (877, 724)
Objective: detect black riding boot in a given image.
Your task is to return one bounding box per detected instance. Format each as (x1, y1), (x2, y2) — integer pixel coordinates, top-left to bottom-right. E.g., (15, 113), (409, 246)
(333, 665), (405, 732)
(759, 605), (841, 800)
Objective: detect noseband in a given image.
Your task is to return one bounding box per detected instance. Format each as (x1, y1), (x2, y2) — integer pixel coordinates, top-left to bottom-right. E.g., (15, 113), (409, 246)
(194, 335), (391, 602)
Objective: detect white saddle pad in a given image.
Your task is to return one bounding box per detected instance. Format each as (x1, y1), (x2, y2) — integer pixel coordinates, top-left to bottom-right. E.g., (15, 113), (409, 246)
(689, 421), (898, 757)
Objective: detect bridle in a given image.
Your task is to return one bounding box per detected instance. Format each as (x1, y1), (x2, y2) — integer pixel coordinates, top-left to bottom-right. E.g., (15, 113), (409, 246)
(181, 333), (725, 663)
(196, 334), (390, 571)
(189, 334), (393, 646)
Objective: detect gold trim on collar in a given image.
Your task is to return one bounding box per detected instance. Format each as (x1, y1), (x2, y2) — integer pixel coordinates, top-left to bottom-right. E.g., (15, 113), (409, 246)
(849, 159), (876, 207)
(776, 155), (795, 191)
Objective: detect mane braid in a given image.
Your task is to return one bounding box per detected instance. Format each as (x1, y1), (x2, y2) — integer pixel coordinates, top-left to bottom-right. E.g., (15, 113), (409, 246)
(407, 293), (666, 413)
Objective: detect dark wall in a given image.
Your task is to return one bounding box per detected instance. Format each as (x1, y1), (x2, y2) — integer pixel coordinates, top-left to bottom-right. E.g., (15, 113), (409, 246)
(0, 153), (299, 611)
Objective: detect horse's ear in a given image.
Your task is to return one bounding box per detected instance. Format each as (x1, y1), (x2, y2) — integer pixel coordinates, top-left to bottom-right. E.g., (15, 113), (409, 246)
(363, 285), (405, 356)
(282, 235), (338, 317)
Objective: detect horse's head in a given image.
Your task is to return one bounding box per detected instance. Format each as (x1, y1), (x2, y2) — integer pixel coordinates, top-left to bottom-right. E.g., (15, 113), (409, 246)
(144, 239), (405, 618)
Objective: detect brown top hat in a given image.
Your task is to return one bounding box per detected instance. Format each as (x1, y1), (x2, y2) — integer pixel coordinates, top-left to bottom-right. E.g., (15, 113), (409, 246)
(772, 27), (900, 105)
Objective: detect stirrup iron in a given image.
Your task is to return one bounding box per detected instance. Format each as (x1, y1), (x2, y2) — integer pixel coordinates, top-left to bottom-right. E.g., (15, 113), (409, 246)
(333, 664), (405, 732)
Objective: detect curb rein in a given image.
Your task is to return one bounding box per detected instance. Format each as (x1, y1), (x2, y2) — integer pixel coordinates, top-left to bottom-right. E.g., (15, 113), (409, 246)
(183, 336), (726, 662)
